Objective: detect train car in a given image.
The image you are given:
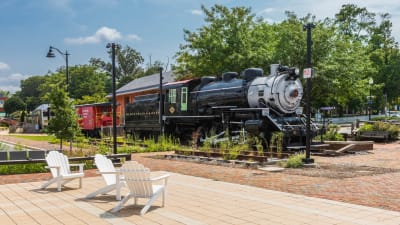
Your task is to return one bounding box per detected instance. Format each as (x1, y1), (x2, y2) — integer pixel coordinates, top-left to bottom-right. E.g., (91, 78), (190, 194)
(76, 102), (120, 137)
(125, 64), (319, 149)
(31, 104), (54, 130)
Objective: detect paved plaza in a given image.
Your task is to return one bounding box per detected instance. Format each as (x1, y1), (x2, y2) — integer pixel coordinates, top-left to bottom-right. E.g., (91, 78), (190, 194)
(1, 172), (400, 225)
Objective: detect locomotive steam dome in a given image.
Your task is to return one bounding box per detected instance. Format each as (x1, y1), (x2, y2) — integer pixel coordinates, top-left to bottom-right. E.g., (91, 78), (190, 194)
(247, 64), (303, 114)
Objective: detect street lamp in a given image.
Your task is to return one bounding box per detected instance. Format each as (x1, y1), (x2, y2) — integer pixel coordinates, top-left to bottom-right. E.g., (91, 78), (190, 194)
(106, 43), (120, 155)
(46, 46), (70, 93)
(368, 78), (374, 121)
(46, 46), (71, 151)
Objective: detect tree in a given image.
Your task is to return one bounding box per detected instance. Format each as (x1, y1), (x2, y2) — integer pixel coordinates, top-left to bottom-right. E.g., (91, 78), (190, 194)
(68, 65), (108, 101)
(174, 4), (262, 78)
(0, 89), (10, 97)
(17, 75), (47, 111)
(3, 96), (26, 116)
(45, 82), (80, 151)
(89, 45), (145, 89)
(334, 4), (376, 41)
(40, 65), (108, 104)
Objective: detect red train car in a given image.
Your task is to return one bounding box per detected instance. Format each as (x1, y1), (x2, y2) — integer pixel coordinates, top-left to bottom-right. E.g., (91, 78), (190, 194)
(76, 102), (120, 137)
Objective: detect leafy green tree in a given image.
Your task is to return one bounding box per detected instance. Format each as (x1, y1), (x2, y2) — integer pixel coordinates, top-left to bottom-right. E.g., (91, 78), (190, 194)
(334, 4), (376, 41)
(44, 83), (80, 151)
(174, 4), (261, 78)
(90, 45), (145, 89)
(41, 65), (108, 104)
(68, 65), (108, 101)
(17, 75), (47, 111)
(3, 96), (26, 116)
(0, 89), (10, 97)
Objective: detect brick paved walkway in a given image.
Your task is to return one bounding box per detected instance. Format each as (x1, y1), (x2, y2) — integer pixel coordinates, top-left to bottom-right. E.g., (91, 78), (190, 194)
(1, 133), (399, 212)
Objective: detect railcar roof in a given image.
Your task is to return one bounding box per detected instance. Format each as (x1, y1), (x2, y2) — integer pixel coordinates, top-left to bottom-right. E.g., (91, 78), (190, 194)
(107, 71), (174, 97)
(75, 102), (114, 107)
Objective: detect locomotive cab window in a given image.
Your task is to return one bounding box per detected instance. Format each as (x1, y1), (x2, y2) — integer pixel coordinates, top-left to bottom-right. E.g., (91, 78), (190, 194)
(181, 87), (188, 111)
(168, 89), (177, 103)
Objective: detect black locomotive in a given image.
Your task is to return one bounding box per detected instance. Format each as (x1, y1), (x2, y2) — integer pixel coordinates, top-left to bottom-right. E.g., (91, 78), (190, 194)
(124, 64), (319, 149)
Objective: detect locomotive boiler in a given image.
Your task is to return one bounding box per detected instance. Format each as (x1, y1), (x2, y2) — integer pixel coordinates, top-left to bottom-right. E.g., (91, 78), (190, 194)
(124, 64), (318, 149)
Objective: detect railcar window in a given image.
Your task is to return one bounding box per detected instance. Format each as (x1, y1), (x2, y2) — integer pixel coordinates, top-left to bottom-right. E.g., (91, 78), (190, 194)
(181, 87), (188, 111)
(169, 89), (177, 103)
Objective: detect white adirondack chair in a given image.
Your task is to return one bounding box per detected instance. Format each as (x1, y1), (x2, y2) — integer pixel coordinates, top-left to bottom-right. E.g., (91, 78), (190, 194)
(111, 161), (170, 215)
(41, 151), (84, 192)
(86, 154), (127, 200)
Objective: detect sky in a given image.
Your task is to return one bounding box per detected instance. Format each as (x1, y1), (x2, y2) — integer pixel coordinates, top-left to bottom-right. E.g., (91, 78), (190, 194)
(0, 0), (399, 94)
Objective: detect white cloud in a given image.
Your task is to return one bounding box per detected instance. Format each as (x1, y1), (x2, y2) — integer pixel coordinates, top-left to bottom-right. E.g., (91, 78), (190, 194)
(0, 73), (29, 94)
(65, 26), (123, 44)
(126, 34), (142, 41)
(190, 9), (203, 16)
(0, 62), (10, 71)
(65, 27), (142, 44)
(259, 7), (275, 14)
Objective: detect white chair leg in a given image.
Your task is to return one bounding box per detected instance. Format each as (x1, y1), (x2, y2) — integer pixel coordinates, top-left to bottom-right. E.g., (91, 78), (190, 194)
(57, 178), (62, 192)
(140, 190), (162, 215)
(111, 194), (132, 213)
(162, 189), (166, 207)
(41, 177), (57, 190)
(86, 184), (116, 199)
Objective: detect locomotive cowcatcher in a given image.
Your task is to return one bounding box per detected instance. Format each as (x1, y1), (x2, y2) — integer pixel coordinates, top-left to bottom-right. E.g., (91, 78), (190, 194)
(124, 64), (319, 150)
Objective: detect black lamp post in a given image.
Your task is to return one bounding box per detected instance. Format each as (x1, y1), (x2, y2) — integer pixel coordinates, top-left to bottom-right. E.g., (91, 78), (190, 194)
(46, 46), (72, 151)
(368, 78), (373, 121)
(303, 23), (315, 164)
(159, 67), (164, 135)
(46, 46), (70, 93)
(106, 43), (120, 155)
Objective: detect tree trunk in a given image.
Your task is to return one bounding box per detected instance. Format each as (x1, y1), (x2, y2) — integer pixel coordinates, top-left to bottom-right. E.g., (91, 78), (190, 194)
(60, 138), (63, 151)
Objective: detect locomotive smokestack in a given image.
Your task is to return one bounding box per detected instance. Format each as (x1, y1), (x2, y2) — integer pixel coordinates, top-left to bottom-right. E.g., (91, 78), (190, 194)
(270, 64), (279, 76)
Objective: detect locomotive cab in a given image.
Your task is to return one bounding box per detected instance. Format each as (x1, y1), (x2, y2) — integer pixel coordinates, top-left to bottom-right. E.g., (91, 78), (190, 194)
(164, 79), (201, 116)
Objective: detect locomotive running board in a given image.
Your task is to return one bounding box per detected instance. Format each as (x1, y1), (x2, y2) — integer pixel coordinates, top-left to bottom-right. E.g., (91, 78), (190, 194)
(162, 115), (219, 120)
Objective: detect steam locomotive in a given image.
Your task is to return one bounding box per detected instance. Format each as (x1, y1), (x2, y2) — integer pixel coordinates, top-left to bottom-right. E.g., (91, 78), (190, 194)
(124, 64), (319, 149)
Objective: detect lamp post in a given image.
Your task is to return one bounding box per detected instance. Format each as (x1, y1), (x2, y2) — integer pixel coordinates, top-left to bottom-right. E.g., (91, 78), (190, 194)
(46, 46), (72, 151)
(46, 46), (70, 93)
(368, 78), (374, 121)
(106, 43), (120, 155)
(159, 67), (164, 135)
(303, 23), (315, 164)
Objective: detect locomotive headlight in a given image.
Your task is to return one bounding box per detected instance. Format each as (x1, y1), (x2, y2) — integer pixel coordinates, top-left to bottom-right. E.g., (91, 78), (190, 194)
(294, 68), (299, 76)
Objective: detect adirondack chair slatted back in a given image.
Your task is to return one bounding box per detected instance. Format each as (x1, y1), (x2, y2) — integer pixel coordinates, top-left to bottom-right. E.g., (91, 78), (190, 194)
(94, 154), (116, 185)
(46, 151), (71, 177)
(121, 162), (153, 198)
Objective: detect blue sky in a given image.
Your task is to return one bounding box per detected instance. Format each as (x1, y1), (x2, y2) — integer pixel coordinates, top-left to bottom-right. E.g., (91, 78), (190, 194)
(0, 0), (399, 94)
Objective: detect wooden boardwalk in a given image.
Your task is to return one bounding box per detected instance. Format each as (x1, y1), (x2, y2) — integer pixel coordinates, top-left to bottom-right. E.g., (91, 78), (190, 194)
(1, 172), (400, 225)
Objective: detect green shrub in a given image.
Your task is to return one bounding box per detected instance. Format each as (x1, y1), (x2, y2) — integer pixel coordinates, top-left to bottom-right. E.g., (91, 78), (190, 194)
(284, 153), (305, 168)
(322, 124), (344, 141)
(358, 121), (400, 140)
(0, 163), (47, 175)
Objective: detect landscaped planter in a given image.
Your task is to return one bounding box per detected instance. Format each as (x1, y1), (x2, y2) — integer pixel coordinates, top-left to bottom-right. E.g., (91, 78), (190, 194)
(174, 149), (271, 162)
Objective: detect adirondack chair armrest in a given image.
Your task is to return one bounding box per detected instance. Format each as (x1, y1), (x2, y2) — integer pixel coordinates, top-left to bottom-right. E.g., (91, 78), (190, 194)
(69, 163), (84, 173)
(45, 165), (61, 176)
(97, 171), (119, 174)
(151, 174), (170, 185)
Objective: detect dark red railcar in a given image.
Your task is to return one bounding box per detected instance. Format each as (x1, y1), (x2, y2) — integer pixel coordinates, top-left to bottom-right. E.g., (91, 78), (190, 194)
(76, 102), (120, 137)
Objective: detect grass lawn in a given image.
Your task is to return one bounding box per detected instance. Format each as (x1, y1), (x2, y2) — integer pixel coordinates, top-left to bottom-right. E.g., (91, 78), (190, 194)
(9, 134), (55, 142)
